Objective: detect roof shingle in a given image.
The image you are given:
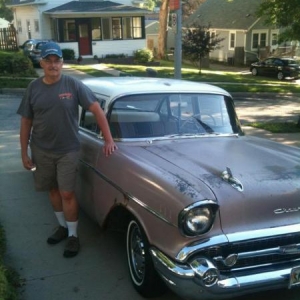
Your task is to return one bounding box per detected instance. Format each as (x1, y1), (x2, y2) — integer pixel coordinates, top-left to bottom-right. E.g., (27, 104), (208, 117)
(185, 0), (263, 30)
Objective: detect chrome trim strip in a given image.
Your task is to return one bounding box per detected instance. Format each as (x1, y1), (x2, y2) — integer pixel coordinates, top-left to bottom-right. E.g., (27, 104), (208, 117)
(78, 159), (176, 228)
(215, 244), (300, 266)
(176, 235), (229, 262)
(113, 133), (238, 143)
(226, 224), (300, 243)
(176, 224), (300, 263)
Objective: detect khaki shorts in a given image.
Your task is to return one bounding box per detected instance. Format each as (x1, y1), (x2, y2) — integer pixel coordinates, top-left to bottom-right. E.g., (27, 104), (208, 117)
(30, 144), (80, 192)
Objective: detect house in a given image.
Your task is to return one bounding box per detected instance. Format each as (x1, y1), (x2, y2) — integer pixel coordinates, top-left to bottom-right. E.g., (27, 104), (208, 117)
(8, 0), (151, 59)
(145, 20), (175, 56)
(0, 18), (10, 28)
(184, 0), (299, 65)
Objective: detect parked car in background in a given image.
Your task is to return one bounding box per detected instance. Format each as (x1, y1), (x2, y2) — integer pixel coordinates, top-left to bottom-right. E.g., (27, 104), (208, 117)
(77, 77), (300, 300)
(250, 57), (300, 80)
(19, 39), (54, 66)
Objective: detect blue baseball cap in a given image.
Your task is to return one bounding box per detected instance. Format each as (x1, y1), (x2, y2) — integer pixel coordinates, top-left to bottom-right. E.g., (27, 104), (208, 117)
(41, 42), (63, 58)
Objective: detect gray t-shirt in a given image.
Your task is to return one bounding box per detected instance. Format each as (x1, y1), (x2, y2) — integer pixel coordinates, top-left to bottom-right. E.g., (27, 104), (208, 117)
(17, 74), (96, 153)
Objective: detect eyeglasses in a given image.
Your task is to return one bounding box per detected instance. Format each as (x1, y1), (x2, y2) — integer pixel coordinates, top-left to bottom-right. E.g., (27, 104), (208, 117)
(42, 58), (63, 65)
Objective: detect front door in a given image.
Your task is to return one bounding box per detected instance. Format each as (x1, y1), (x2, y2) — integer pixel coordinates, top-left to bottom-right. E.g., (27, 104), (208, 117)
(77, 19), (92, 56)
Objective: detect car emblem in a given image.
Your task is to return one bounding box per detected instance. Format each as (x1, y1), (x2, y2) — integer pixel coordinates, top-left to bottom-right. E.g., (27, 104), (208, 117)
(274, 207), (300, 214)
(221, 167), (243, 192)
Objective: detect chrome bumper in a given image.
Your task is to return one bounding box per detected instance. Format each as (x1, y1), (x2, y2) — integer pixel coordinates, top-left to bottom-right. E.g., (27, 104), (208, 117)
(150, 247), (300, 300)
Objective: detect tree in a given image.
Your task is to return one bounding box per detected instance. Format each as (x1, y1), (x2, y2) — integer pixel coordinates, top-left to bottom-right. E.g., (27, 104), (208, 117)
(0, 0), (13, 22)
(182, 0), (206, 21)
(257, 0), (300, 42)
(182, 24), (224, 73)
(157, 0), (169, 59)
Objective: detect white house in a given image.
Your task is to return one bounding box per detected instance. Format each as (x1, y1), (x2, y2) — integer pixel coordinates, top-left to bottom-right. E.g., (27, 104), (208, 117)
(184, 0), (300, 65)
(0, 17), (10, 28)
(8, 0), (152, 58)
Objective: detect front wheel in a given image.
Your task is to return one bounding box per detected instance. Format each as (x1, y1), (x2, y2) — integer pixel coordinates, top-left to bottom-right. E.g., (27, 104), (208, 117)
(126, 219), (166, 297)
(277, 71), (284, 80)
(251, 67), (258, 76)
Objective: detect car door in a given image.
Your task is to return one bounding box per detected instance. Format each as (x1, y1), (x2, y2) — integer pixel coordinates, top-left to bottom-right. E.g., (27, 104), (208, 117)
(77, 97), (122, 225)
(263, 58), (275, 77)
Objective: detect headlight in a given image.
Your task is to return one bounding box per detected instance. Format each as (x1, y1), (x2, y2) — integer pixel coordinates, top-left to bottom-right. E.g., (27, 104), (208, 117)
(179, 202), (218, 236)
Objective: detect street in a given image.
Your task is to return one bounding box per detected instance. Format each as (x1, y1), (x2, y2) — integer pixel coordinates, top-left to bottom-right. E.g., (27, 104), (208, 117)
(0, 92), (299, 300)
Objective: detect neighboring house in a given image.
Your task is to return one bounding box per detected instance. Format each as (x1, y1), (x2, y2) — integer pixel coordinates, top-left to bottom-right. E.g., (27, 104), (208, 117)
(184, 0), (299, 65)
(0, 18), (10, 28)
(8, 0), (151, 58)
(146, 20), (175, 55)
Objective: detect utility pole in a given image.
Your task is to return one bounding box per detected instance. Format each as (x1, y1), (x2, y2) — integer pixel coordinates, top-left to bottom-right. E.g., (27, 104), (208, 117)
(174, 0), (182, 79)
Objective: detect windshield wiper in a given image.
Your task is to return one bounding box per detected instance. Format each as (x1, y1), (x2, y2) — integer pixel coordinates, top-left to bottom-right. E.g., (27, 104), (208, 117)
(193, 117), (214, 133)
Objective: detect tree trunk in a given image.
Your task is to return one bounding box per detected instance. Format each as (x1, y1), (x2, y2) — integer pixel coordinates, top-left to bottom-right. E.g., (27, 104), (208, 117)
(157, 0), (170, 59)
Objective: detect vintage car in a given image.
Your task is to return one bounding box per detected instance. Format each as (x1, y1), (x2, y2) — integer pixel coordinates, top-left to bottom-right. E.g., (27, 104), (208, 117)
(77, 77), (300, 300)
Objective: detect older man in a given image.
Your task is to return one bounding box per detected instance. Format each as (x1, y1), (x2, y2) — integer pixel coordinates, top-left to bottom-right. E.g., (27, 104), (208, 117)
(17, 42), (117, 257)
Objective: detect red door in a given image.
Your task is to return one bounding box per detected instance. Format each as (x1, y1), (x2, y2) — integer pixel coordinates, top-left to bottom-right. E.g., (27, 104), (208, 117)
(78, 22), (91, 56)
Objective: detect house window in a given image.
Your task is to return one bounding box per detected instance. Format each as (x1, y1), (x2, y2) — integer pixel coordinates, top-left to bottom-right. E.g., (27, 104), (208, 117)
(91, 18), (102, 40)
(271, 33), (278, 46)
(26, 20), (31, 39)
(34, 20), (39, 33)
(62, 20), (76, 41)
(123, 17), (133, 39)
(112, 18), (122, 39)
(260, 33), (266, 47)
(132, 17), (142, 38)
(252, 31), (268, 49)
(210, 31), (216, 40)
(17, 20), (22, 33)
(102, 18), (111, 40)
(229, 32), (235, 49)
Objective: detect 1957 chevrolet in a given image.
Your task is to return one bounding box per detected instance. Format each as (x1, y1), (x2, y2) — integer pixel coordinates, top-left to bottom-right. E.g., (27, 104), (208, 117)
(76, 77), (300, 300)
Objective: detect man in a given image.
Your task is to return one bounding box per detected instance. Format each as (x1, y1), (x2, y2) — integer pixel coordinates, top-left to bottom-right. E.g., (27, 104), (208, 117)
(17, 42), (117, 258)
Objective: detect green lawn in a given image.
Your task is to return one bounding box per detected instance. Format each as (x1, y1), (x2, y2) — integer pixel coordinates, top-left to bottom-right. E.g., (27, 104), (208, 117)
(245, 121), (300, 133)
(68, 60), (300, 93)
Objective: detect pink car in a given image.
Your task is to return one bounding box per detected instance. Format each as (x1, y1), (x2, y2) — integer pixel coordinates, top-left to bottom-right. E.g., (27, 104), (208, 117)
(77, 77), (300, 300)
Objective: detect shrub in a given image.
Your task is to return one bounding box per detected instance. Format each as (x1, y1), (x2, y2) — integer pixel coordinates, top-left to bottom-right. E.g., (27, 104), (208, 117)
(0, 51), (36, 76)
(133, 49), (153, 63)
(105, 53), (126, 59)
(62, 48), (75, 60)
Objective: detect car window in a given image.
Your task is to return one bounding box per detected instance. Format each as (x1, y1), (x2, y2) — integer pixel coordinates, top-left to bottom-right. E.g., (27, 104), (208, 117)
(274, 59), (283, 66)
(24, 42), (34, 50)
(265, 58), (273, 65)
(36, 42), (47, 50)
(79, 99), (106, 134)
(108, 93), (235, 139)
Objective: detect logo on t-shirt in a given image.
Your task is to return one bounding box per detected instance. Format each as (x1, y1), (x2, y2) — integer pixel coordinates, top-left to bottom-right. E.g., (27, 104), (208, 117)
(59, 93), (73, 100)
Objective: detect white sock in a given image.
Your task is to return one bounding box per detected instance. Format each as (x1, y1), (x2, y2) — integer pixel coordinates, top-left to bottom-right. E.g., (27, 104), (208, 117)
(66, 221), (78, 237)
(55, 211), (67, 228)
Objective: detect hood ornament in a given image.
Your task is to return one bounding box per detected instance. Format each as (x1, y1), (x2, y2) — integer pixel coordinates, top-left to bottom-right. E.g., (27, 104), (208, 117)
(221, 167), (244, 192)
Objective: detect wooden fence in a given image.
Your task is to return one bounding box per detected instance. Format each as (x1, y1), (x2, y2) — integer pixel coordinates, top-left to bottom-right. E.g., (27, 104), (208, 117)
(0, 26), (18, 51)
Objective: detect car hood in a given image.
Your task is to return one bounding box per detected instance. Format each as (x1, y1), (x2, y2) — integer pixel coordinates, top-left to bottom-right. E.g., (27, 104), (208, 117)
(144, 135), (300, 234)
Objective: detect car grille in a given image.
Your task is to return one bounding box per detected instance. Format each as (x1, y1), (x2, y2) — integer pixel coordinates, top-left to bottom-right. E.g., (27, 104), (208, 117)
(200, 233), (300, 271)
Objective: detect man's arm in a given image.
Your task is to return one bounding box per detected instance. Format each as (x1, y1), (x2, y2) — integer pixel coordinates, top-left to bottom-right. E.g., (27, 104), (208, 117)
(88, 101), (117, 156)
(20, 117), (34, 170)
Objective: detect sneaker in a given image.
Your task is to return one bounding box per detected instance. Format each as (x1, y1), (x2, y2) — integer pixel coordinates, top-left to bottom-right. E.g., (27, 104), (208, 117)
(63, 236), (80, 258)
(47, 226), (68, 245)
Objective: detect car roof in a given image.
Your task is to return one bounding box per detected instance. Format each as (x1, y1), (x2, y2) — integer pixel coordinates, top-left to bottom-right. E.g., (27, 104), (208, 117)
(82, 77), (231, 103)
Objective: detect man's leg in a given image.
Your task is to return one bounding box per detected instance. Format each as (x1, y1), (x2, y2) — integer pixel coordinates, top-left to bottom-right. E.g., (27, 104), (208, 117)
(47, 188), (68, 244)
(60, 190), (80, 258)
(60, 190), (79, 235)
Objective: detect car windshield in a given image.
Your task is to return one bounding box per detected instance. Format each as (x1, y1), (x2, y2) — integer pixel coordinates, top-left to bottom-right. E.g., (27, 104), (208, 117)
(282, 59), (297, 65)
(108, 93), (240, 139)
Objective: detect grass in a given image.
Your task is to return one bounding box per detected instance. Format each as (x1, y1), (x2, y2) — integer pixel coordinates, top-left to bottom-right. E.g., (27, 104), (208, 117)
(68, 60), (300, 93)
(246, 121), (300, 133)
(0, 226), (19, 300)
